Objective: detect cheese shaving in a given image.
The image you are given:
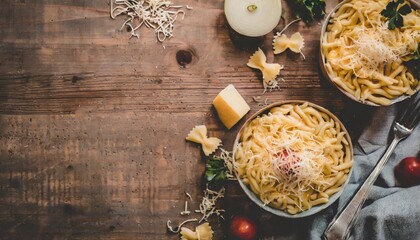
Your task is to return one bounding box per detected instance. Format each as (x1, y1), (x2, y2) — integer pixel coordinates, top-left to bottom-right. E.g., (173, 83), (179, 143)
(196, 186), (225, 223)
(347, 25), (403, 78)
(110, 0), (186, 42)
(180, 200), (191, 216)
(219, 148), (236, 180)
(166, 218), (198, 233)
(185, 192), (193, 201)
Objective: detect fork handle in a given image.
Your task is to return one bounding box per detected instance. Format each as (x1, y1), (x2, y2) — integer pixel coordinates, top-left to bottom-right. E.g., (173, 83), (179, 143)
(323, 137), (401, 240)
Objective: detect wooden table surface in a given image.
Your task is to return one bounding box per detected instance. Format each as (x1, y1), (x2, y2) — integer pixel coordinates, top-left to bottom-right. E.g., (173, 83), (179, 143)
(0, 0), (379, 239)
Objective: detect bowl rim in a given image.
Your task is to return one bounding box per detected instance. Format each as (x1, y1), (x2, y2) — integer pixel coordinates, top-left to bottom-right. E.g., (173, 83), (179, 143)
(232, 100), (354, 218)
(319, 0), (420, 107)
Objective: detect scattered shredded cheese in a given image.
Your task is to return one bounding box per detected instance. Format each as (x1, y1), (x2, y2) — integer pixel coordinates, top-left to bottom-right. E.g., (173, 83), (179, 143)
(167, 218), (198, 233)
(196, 186), (225, 223)
(180, 200), (191, 216)
(277, 18), (301, 36)
(110, 0), (186, 42)
(185, 192), (193, 201)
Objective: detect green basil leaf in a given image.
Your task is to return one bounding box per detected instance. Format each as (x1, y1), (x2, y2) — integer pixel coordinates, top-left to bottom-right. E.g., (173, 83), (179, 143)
(381, 1), (398, 18)
(394, 13), (404, 28)
(398, 4), (412, 15)
(403, 46), (420, 79)
(289, 0), (326, 23)
(388, 16), (397, 30)
(205, 157), (227, 183)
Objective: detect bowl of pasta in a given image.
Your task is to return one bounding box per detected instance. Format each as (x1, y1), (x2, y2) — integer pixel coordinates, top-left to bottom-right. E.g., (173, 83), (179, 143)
(320, 0), (420, 106)
(233, 101), (354, 218)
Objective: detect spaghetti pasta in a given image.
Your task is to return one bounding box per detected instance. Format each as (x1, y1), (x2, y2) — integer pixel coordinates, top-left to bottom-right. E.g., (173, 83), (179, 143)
(321, 0), (419, 105)
(234, 103), (352, 214)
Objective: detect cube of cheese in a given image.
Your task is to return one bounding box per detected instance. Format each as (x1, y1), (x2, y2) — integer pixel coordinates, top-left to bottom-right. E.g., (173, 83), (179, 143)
(213, 84), (250, 129)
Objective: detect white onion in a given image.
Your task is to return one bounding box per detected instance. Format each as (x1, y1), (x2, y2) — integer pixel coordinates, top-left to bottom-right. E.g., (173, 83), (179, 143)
(224, 0), (282, 37)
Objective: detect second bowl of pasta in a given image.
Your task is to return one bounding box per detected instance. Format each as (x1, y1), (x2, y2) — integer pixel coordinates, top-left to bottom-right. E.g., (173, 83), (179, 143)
(320, 0), (420, 106)
(233, 101), (353, 218)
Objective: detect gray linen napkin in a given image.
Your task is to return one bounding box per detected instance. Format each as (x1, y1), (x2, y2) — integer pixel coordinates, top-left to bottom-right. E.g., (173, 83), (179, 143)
(266, 98), (420, 240)
(344, 99), (420, 240)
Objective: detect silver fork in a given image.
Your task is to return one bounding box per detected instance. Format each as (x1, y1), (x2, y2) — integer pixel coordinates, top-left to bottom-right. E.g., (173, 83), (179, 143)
(323, 95), (420, 240)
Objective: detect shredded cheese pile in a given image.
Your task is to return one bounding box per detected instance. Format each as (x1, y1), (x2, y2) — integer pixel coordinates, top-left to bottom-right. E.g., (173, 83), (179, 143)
(268, 134), (327, 193)
(347, 25), (409, 77)
(110, 0), (186, 42)
(195, 187), (225, 223)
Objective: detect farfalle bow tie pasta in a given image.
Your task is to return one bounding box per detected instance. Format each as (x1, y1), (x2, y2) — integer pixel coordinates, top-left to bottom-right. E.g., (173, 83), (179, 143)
(273, 32), (305, 56)
(247, 48), (284, 90)
(180, 222), (214, 240)
(186, 125), (222, 156)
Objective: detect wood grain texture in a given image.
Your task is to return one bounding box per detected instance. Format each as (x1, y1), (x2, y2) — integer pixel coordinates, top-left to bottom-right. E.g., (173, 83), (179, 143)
(0, 0), (376, 239)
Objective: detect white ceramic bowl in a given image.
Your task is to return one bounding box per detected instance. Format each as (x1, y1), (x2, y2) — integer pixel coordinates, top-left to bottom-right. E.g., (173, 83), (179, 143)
(319, 0), (420, 106)
(233, 101), (354, 218)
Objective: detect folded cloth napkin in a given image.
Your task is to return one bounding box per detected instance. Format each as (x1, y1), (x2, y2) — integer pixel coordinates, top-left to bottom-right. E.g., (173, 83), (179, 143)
(267, 97), (420, 240)
(344, 99), (420, 240)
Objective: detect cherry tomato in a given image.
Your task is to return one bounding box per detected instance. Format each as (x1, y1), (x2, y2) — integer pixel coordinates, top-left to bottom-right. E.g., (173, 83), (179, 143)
(394, 157), (420, 187)
(229, 215), (257, 240)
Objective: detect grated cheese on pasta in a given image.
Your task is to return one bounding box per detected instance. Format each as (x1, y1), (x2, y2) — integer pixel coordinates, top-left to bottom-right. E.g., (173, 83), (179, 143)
(322, 0), (420, 105)
(218, 148), (237, 180)
(234, 103), (352, 214)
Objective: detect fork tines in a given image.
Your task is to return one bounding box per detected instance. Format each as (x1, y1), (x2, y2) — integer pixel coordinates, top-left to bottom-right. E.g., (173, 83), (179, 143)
(398, 94), (420, 129)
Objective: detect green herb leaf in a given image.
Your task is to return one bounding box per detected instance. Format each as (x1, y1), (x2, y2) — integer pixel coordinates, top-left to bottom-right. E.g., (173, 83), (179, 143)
(380, 1), (398, 18)
(388, 16), (397, 30)
(390, 13), (404, 30)
(205, 157), (227, 183)
(398, 4), (412, 15)
(403, 45), (420, 79)
(381, 0), (413, 30)
(288, 0), (326, 23)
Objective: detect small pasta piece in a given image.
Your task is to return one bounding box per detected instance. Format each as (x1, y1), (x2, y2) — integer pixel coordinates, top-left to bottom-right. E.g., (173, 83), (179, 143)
(247, 48), (284, 90)
(332, 160), (353, 171)
(273, 32), (305, 57)
(180, 222), (213, 240)
(186, 125), (222, 156)
(311, 197), (329, 206)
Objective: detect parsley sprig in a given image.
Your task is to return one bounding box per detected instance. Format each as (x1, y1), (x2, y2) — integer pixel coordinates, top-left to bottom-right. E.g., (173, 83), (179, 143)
(204, 157), (228, 184)
(288, 0), (326, 23)
(380, 0), (412, 30)
(403, 45), (420, 79)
